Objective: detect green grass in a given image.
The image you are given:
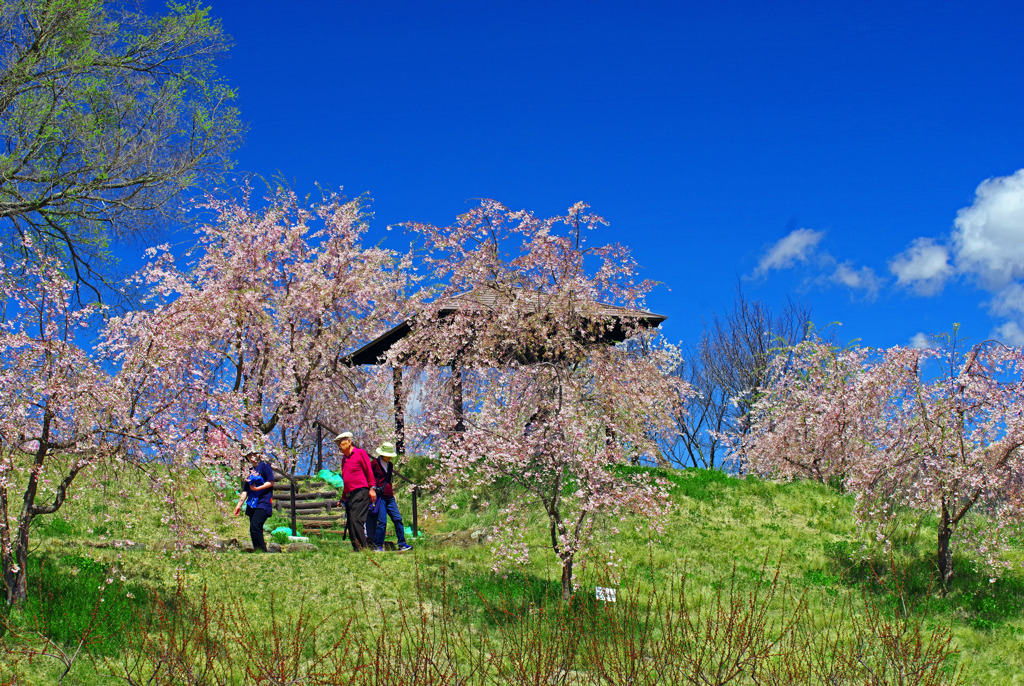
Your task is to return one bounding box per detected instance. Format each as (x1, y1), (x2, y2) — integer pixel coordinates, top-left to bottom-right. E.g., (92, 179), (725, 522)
(616, 463), (742, 502)
(11, 553), (151, 655)
(4, 465), (1024, 684)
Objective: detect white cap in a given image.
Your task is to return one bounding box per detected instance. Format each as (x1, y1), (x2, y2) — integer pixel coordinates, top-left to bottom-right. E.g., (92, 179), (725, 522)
(335, 431), (353, 441)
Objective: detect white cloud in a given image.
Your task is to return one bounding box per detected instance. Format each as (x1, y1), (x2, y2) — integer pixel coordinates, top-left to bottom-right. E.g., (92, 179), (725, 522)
(829, 262), (882, 300)
(743, 169), (1024, 344)
(752, 228), (881, 300)
(991, 320), (1024, 346)
(909, 332), (938, 349)
(987, 282), (1024, 319)
(753, 228), (825, 277)
(888, 237), (953, 296)
(953, 169), (1024, 289)
(985, 283), (1024, 346)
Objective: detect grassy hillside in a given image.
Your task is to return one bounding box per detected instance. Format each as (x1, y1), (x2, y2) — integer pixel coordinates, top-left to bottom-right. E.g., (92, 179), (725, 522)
(3, 465), (1023, 684)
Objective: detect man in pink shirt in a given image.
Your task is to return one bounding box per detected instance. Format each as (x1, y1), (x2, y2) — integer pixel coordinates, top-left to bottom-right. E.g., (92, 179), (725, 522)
(335, 431), (376, 551)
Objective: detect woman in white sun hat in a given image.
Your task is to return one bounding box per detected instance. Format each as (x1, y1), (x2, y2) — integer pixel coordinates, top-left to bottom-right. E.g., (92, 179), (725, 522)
(370, 442), (412, 552)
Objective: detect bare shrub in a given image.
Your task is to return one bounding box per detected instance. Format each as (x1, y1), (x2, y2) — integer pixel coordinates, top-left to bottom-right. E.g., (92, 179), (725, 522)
(580, 585), (666, 686)
(225, 595), (366, 685)
(107, 580), (367, 685)
(490, 598), (585, 685)
(372, 567), (491, 686)
(4, 555), (964, 685)
(111, 581), (235, 685)
(751, 591), (964, 686)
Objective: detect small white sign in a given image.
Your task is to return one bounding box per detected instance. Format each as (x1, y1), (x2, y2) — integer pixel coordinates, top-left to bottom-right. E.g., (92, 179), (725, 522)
(595, 586), (617, 602)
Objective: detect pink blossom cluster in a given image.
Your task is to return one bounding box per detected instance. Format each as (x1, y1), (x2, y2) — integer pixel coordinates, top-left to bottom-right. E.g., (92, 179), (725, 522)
(108, 184), (417, 463)
(391, 201), (687, 597)
(742, 334), (1024, 585)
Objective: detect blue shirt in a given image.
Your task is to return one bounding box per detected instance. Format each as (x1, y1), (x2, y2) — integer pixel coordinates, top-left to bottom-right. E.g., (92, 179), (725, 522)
(244, 460), (275, 514)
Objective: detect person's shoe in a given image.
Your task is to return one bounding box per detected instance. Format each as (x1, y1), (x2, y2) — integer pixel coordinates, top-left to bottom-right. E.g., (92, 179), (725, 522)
(372, 545), (384, 552)
(397, 543), (413, 553)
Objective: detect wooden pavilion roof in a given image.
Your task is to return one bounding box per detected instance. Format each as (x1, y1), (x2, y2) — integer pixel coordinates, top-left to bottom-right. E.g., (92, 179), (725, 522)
(344, 285), (666, 366)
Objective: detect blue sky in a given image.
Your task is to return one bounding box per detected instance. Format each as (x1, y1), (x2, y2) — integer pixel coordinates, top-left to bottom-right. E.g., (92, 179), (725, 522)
(152, 0), (1024, 350)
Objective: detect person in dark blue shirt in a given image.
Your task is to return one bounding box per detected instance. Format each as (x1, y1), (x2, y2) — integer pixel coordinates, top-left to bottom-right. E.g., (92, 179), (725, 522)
(233, 448), (276, 552)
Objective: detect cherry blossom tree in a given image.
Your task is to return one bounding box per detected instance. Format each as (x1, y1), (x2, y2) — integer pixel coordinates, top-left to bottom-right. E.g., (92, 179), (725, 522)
(743, 334), (1024, 590)
(0, 253), (168, 604)
(0, 185), (415, 604)
(741, 334), (877, 485)
(108, 185), (416, 470)
(853, 341), (1024, 588)
(393, 200), (687, 600)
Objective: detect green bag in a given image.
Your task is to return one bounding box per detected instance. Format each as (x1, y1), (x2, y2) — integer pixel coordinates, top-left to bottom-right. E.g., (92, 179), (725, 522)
(317, 468), (345, 489)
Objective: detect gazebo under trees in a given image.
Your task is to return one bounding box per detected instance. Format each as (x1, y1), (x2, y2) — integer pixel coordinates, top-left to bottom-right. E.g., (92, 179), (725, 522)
(342, 284), (667, 454)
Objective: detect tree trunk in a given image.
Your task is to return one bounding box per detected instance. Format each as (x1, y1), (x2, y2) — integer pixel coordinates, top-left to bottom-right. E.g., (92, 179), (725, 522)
(1, 563), (15, 606)
(7, 437), (44, 606)
(937, 504), (953, 593)
(4, 520), (30, 605)
(561, 555), (573, 602)
(9, 549), (27, 605)
(548, 508), (574, 602)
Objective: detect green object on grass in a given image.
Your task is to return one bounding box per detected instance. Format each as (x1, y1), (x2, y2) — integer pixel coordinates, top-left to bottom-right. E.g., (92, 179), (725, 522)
(271, 526), (293, 536)
(317, 468), (344, 489)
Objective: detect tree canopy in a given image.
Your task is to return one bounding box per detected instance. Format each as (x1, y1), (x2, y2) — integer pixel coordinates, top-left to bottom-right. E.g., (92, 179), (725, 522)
(0, 0), (243, 299)
(743, 333), (1024, 589)
(393, 200), (686, 599)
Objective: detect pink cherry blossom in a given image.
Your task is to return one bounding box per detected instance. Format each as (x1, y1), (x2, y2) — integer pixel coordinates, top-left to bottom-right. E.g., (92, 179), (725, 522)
(742, 333), (1024, 589)
(112, 184), (416, 469)
(393, 200), (687, 600)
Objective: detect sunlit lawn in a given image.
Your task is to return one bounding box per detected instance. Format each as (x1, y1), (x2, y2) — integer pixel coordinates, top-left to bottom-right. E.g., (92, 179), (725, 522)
(5, 466), (1023, 684)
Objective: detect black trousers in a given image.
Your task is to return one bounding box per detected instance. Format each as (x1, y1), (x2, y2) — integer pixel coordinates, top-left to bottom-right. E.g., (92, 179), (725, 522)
(346, 487), (371, 551)
(247, 506), (270, 552)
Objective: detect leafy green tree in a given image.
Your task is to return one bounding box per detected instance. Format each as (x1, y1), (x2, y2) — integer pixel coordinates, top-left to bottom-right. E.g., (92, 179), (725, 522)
(0, 0), (243, 299)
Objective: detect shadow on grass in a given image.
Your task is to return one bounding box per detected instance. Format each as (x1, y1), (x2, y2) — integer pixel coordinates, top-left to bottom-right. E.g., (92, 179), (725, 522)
(423, 565), (642, 641)
(424, 567), (559, 626)
(10, 553), (151, 655)
(820, 539), (1024, 629)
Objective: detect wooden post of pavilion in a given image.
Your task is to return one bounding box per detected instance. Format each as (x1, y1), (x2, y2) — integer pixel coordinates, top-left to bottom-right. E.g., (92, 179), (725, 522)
(393, 366), (405, 453)
(452, 361), (465, 433)
(316, 424), (323, 473)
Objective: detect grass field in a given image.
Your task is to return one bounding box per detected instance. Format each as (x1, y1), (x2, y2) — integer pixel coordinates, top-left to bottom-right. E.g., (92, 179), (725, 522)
(2, 464), (1022, 684)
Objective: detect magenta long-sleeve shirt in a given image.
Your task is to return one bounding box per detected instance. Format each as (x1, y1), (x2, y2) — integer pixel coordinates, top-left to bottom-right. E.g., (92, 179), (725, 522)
(341, 447), (376, 496)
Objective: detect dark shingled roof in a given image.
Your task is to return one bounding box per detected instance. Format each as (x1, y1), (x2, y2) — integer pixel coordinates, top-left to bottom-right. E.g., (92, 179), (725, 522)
(344, 285), (666, 366)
